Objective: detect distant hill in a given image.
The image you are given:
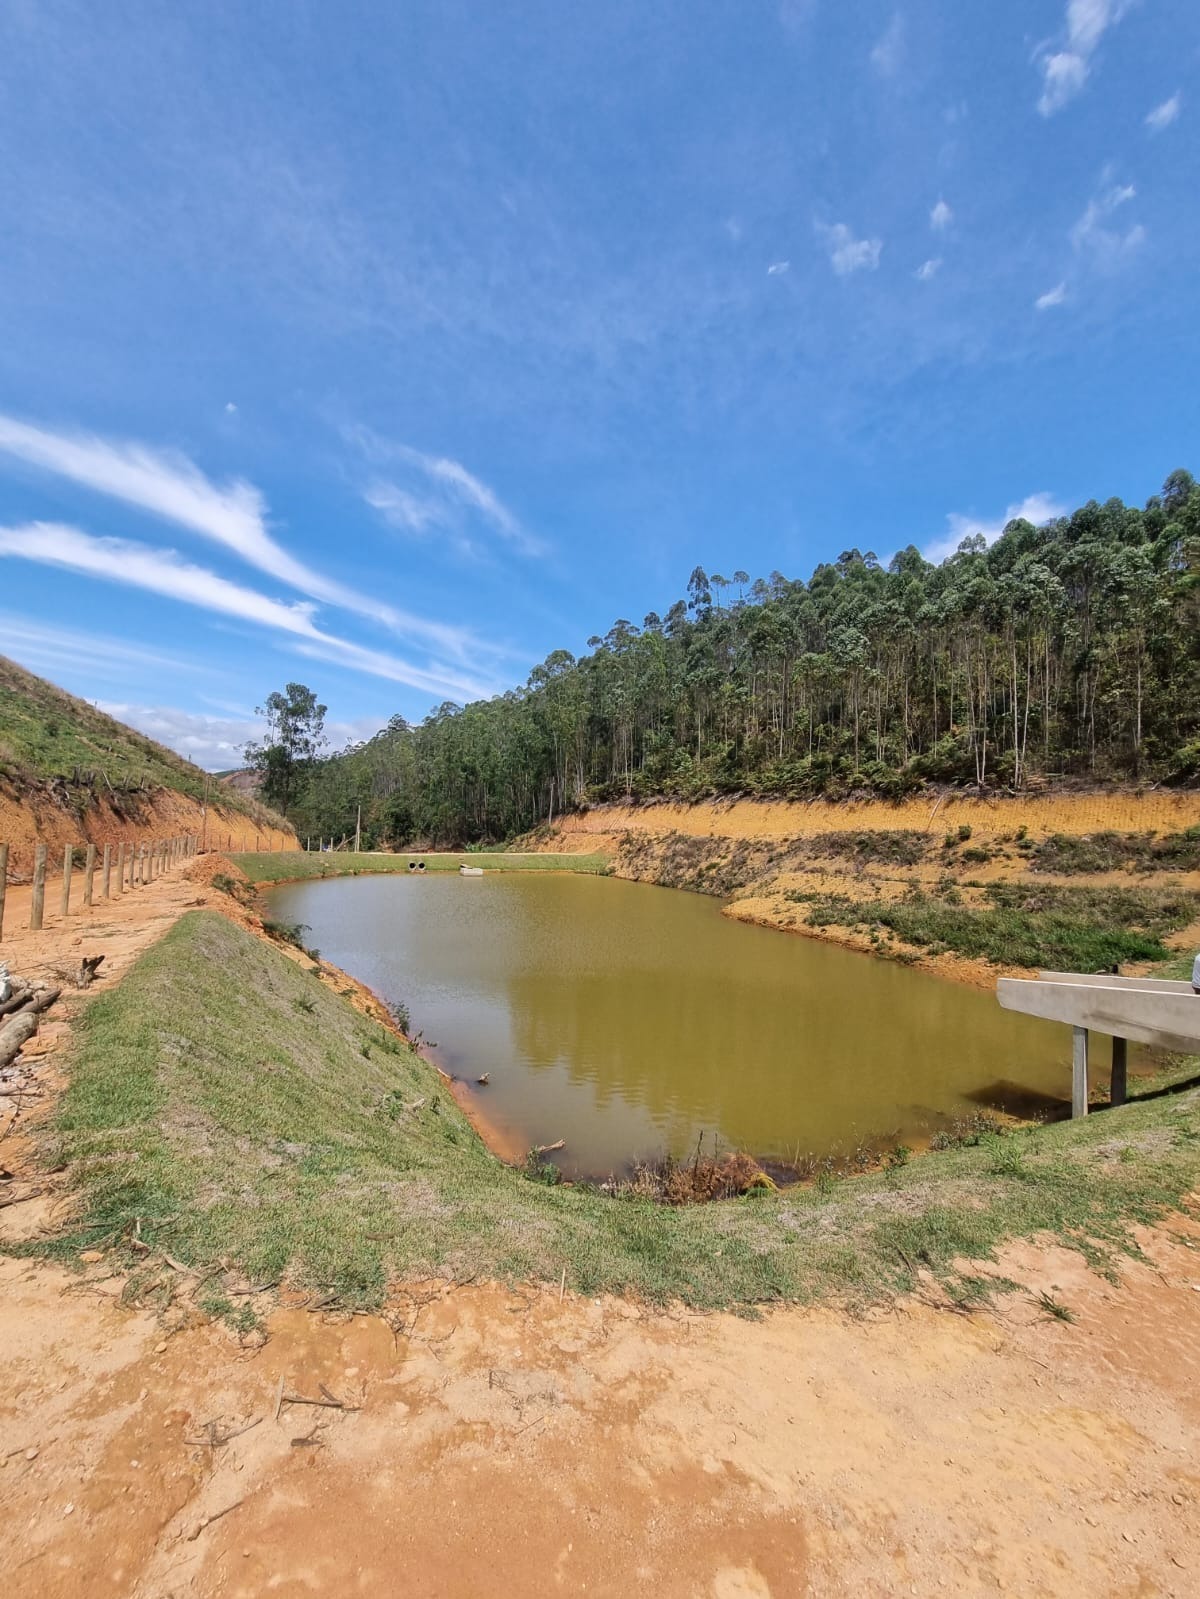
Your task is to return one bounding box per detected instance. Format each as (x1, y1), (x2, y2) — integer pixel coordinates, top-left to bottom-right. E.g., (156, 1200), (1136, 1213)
(217, 767), (265, 798)
(0, 653), (290, 846)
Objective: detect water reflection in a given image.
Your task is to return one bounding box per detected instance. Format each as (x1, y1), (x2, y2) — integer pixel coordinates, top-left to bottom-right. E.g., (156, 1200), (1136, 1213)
(267, 872), (1082, 1178)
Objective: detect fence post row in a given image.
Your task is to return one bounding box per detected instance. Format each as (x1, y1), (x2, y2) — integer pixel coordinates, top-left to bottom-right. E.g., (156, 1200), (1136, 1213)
(0, 832), (203, 934)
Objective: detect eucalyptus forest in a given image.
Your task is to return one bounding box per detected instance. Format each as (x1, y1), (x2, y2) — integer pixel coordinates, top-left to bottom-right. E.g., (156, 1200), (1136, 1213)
(267, 471), (1200, 846)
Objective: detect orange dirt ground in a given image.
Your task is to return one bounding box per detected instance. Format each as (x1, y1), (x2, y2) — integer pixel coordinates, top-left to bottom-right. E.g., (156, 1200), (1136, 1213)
(2, 842), (1200, 1596)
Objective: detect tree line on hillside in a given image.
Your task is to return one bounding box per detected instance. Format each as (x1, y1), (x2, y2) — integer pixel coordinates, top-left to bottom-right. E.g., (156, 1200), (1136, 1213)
(247, 471), (1200, 847)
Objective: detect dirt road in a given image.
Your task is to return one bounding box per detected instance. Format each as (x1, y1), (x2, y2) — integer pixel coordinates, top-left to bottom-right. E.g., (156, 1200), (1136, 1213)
(3, 856), (1200, 1596)
(2, 1222), (1199, 1599)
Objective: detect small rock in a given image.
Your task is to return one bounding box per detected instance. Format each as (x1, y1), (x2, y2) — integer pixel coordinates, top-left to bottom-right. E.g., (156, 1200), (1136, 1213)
(154, 1341), (168, 1354)
(25, 1448), (39, 1461)
(1172, 1492), (1185, 1505)
(63, 1503), (74, 1516)
(80, 1250), (104, 1264)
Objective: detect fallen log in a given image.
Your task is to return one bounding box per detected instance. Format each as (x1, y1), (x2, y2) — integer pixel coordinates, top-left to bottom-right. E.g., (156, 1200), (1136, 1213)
(22, 986), (61, 1017)
(0, 983), (33, 1019)
(0, 987), (60, 1067)
(0, 1013), (38, 1070)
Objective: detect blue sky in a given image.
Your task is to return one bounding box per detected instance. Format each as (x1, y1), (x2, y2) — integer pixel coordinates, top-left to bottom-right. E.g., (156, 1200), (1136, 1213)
(0, 0), (1196, 767)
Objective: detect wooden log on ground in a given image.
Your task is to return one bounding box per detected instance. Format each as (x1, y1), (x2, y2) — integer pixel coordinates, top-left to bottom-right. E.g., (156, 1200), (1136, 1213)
(0, 990), (56, 1068)
(0, 981), (33, 1018)
(0, 1011), (37, 1067)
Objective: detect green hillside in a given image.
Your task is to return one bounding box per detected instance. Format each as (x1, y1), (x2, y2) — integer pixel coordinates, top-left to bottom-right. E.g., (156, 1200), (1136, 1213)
(0, 652), (285, 829)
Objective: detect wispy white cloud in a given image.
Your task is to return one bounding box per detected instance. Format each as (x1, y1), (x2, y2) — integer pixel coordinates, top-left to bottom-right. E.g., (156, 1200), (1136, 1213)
(347, 425), (542, 558)
(925, 492), (1066, 564)
(916, 258), (942, 282)
(1071, 179), (1144, 266)
(0, 522), (497, 702)
(1036, 282), (1068, 310)
(870, 13), (905, 78)
(0, 614), (196, 683)
(766, 260), (790, 275)
(0, 412), (492, 663)
(1036, 1), (1132, 116)
(0, 413), (385, 627)
(930, 199), (953, 232)
(815, 221), (882, 276)
(1145, 91), (1182, 132)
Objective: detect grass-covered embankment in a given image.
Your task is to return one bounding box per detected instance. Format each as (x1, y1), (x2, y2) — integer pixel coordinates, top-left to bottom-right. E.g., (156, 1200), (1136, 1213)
(232, 849), (610, 885)
(27, 909), (1200, 1313)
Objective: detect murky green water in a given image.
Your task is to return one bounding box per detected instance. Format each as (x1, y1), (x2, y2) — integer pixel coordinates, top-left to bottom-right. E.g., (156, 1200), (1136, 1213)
(267, 872), (1087, 1178)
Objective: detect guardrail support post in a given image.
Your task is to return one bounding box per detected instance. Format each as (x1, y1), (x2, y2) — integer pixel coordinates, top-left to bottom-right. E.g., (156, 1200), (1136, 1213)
(84, 843), (96, 907)
(1110, 1036), (1127, 1108)
(60, 843), (73, 919)
(1072, 1026), (1089, 1118)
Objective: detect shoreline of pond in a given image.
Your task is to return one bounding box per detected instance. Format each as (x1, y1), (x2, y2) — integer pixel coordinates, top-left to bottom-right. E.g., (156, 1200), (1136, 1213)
(251, 859), (1107, 1193)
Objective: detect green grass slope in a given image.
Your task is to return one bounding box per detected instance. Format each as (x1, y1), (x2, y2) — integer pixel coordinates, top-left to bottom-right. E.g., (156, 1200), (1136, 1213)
(0, 652), (285, 827)
(28, 910), (1200, 1314)
(232, 849), (610, 884)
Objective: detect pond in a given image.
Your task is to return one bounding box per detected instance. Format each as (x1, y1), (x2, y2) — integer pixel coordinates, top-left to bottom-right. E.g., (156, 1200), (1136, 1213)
(266, 871), (1089, 1179)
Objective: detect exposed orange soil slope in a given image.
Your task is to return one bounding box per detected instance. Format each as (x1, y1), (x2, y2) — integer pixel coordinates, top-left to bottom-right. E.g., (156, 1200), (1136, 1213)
(537, 789), (1200, 851)
(530, 790), (1200, 989)
(0, 788), (294, 881)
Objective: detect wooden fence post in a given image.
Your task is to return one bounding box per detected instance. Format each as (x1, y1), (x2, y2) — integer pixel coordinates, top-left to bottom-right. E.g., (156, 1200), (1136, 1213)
(84, 843), (96, 907)
(102, 844), (112, 899)
(31, 844), (46, 930)
(0, 842), (7, 942)
(115, 843), (124, 896)
(60, 843), (73, 919)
